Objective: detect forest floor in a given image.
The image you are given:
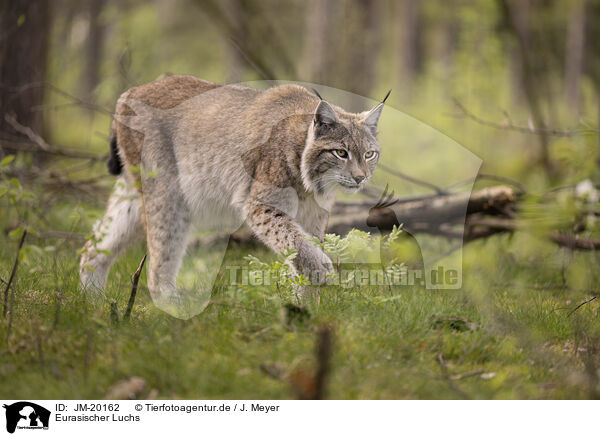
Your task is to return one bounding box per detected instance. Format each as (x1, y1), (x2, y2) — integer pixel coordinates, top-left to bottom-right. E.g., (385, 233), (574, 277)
(1, 232), (599, 400)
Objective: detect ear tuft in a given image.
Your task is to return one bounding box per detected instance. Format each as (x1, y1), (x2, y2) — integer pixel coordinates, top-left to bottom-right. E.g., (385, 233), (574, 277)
(381, 89), (392, 104)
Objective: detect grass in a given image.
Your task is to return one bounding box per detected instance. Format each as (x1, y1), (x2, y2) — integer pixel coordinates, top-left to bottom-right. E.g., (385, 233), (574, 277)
(3, 0), (599, 400)
(1, 230), (599, 400)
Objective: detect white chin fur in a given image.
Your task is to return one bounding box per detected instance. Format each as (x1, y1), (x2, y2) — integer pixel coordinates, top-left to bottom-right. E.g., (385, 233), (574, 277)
(300, 123), (316, 192)
(340, 184), (362, 194)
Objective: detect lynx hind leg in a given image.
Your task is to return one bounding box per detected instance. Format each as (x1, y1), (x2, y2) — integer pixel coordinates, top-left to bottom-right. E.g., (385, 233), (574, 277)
(79, 176), (143, 293)
(142, 190), (196, 317)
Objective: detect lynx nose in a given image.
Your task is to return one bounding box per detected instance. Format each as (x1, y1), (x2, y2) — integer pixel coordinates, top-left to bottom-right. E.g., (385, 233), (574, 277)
(353, 175), (365, 184)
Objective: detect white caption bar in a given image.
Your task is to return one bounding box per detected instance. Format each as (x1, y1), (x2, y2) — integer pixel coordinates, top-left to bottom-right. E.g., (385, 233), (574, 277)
(0, 400), (595, 435)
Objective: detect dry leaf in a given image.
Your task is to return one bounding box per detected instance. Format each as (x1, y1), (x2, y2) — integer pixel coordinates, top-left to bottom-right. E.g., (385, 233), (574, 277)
(105, 376), (147, 400)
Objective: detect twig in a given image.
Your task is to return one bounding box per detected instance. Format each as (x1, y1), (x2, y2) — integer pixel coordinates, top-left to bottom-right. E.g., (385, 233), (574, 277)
(124, 254), (147, 320)
(378, 163), (447, 194)
(228, 38), (273, 82)
(451, 98), (583, 137)
(3, 230), (27, 318)
(568, 296), (598, 317)
(436, 353), (469, 399)
(198, 0), (295, 80)
(5, 230), (27, 345)
(1, 138), (104, 161)
(4, 114), (50, 150)
(0, 81), (112, 115)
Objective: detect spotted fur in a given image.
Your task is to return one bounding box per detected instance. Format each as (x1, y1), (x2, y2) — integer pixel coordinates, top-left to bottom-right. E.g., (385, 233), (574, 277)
(80, 75), (384, 300)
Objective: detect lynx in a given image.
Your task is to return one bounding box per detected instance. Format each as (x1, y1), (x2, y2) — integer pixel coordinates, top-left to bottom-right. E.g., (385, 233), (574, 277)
(80, 75), (386, 308)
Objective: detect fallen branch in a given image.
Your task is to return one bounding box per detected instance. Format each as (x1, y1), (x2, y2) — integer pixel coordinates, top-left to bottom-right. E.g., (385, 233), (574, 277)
(190, 184), (600, 253)
(328, 185), (517, 236)
(190, 186), (519, 247)
(550, 233), (600, 251)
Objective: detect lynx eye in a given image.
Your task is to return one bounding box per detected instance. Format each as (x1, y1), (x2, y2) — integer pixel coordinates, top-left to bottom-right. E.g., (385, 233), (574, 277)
(332, 149), (348, 160)
(364, 150), (378, 160)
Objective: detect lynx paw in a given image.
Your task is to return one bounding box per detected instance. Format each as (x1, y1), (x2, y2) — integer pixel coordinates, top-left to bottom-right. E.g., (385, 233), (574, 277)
(295, 239), (335, 286)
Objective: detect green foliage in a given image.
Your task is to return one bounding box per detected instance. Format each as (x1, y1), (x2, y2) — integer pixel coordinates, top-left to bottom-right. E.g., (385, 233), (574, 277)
(2, 0), (600, 400)
(1, 237), (599, 399)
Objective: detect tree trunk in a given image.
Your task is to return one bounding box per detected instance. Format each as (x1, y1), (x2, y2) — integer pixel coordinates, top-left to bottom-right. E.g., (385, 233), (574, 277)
(497, 0), (555, 178)
(84, 0), (107, 102)
(0, 0), (51, 160)
(564, 0), (587, 112)
(222, 0), (247, 83)
(301, 0), (334, 85)
(344, 0), (380, 101)
(397, 0), (423, 99)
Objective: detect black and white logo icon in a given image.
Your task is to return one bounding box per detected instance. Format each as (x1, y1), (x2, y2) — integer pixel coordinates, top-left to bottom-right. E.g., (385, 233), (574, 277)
(3, 402), (50, 434)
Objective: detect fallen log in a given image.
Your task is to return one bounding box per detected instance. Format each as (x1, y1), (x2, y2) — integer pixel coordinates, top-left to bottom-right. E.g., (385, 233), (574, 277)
(191, 184), (600, 252)
(192, 185), (518, 247)
(328, 185), (517, 236)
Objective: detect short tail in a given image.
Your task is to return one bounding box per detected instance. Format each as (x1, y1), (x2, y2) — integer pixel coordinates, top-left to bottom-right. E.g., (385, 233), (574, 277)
(107, 135), (123, 175)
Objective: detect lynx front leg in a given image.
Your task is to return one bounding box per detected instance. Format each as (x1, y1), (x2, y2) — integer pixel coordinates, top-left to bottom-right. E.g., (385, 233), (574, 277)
(245, 201), (334, 288)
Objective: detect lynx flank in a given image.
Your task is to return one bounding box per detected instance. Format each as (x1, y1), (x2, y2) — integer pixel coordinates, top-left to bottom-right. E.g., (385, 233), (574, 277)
(80, 76), (386, 302)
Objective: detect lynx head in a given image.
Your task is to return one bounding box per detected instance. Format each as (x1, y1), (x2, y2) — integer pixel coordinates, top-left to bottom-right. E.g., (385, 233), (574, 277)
(301, 94), (388, 195)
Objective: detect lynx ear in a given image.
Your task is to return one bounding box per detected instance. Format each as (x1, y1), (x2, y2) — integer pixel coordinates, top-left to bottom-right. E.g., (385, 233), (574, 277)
(314, 100), (338, 136)
(364, 89), (391, 135)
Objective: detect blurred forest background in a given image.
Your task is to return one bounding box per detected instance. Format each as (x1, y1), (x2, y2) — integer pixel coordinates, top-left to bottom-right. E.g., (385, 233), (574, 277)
(1, 0), (600, 399)
(2, 0), (599, 185)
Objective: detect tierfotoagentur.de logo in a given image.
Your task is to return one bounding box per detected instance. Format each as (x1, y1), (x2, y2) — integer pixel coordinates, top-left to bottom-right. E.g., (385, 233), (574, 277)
(3, 402), (50, 434)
